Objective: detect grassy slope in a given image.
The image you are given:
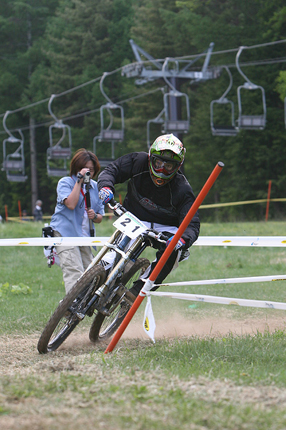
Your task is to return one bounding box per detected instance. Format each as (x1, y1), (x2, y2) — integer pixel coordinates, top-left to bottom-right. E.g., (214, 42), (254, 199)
(1, 220), (286, 429)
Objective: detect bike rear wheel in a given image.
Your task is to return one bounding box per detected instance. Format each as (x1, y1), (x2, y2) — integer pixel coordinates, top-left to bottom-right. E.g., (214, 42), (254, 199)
(89, 258), (150, 343)
(37, 265), (106, 353)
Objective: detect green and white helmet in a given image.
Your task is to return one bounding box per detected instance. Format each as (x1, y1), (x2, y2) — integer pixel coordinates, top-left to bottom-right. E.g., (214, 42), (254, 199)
(148, 134), (186, 186)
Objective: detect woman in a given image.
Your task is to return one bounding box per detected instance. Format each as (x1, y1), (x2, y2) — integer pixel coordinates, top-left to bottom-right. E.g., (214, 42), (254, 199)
(50, 148), (105, 294)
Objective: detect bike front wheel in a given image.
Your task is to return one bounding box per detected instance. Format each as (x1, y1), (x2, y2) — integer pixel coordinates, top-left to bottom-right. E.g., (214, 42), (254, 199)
(37, 265), (106, 354)
(89, 258), (150, 343)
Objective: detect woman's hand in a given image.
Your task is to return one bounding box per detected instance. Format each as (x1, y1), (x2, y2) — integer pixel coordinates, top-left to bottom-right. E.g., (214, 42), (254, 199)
(77, 167), (91, 183)
(87, 209), (102, 223)
(87, 208), (96, 219)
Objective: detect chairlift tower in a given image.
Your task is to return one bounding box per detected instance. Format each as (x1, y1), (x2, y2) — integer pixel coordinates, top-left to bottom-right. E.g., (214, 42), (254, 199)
(122, 40), (220, 148)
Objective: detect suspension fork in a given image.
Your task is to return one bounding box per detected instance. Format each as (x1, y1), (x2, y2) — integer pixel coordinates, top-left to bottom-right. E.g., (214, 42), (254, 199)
(76, 229), (122, 281)
(95, 234), (145, 299)
(73, 230), (125, 319)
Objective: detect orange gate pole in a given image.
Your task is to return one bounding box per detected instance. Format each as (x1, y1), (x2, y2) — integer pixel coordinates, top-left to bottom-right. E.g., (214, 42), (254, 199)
(105, 161), (224, 353)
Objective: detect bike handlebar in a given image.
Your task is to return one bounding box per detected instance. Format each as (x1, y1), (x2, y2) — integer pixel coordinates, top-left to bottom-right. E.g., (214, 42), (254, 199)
(107, 199), (126, 217)
(145, 230), (168, 244)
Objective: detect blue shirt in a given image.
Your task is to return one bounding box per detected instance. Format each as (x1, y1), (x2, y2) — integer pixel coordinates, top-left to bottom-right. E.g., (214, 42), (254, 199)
(50, 175), (105, 237)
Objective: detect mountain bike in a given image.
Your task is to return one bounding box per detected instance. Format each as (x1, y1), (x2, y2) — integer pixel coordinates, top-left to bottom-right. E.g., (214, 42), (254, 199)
(37, 199), (168, 353)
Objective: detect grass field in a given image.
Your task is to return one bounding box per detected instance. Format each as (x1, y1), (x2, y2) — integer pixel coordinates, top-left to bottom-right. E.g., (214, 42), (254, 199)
(1, 220), (286, 429)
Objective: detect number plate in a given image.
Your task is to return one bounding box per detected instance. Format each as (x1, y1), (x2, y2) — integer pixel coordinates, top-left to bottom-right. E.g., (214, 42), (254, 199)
(113, 211), (147, 239)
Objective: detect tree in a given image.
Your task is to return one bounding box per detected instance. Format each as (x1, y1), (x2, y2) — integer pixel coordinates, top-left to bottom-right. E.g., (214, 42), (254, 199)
(0, 0), (59, 216)
(1, 0), (286, 220)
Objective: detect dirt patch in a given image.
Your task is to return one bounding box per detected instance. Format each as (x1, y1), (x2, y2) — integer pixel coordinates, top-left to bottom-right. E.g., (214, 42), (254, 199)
(1, 314), (286, 430)
(1, 312), (286, 373)
(123, 312), (286, 339)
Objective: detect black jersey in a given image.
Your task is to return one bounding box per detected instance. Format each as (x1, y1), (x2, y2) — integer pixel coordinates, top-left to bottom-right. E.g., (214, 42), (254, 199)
(98, 152), (200, 247)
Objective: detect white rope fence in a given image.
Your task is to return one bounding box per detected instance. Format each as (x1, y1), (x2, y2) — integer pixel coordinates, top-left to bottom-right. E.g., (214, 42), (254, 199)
(150, 274), (286, 312)
(2, 236), (286, 247)
(156, 274), (286, 287)
(149, 291), (286, 311)
(2, 234), (286, 341)
(143, 275), (286, 342)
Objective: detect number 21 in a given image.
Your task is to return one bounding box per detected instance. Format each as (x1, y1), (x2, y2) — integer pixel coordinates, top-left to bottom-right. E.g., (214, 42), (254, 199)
(120, 217), (140, 233)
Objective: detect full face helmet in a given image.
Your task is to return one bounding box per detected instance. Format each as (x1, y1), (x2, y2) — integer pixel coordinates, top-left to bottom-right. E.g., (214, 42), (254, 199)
(149, 134), (186, 186)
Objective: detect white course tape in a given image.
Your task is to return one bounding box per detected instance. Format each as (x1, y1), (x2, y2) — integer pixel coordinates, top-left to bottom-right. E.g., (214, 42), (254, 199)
(0, 237), (109, 247)
(2, 236), (286, 247)
(157, 274), (286, 288)
(194, 236), (286, 247)
(149, 291), (286, 310)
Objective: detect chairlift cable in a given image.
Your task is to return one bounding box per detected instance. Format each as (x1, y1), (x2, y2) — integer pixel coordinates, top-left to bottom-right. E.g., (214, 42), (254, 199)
(0, 87), (163, 135)
(1, 39), (286, 128)
(177, 38), (286, 61)
(0, 97), (50, 118)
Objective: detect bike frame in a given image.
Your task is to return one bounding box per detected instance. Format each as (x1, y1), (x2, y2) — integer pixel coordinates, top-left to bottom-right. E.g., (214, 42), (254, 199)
(68, 197), (168, 319)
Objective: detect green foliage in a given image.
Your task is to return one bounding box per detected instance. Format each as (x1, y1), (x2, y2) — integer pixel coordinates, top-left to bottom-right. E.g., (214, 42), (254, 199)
(1, 0), (286, 220)
(0, 282), (32, 298)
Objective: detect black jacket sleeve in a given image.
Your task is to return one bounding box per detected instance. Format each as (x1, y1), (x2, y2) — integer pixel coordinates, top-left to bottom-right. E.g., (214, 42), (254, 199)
(98, 153), (140, 192)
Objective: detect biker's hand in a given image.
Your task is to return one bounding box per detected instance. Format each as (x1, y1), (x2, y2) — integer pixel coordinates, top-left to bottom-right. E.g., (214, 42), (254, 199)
(99, 187), (114, 204)
(166, 235), (186, 251)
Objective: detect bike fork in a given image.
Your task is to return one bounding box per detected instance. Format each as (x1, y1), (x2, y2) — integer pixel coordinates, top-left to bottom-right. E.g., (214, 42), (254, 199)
(96, 235), (145, 299)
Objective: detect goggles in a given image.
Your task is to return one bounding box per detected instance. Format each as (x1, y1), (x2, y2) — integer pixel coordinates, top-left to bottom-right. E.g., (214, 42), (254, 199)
(151, 155), (180, 175)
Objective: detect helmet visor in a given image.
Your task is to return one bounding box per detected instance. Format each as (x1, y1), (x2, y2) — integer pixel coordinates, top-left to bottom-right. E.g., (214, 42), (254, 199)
(151, 155), (180, 177)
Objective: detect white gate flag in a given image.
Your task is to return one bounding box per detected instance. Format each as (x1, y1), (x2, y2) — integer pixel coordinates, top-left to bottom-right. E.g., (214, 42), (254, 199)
(143, 295), (156, 343)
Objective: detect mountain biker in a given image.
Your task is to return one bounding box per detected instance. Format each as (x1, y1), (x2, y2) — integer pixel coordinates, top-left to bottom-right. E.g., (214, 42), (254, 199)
(97, 133), (200, 298)
(50, 148), (105, 294)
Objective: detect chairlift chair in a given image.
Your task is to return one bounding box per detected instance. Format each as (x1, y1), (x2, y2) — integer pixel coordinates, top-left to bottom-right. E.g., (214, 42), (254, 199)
(98, 72), (124, 142)
(3, 137), (28, 182)
(2, 111), (27, 182)
(47, 121), (72, 177)
(99, 103), (124, 142)
(146, 91), (190, 150)
(93, 73), (125, 167)
(237, 83), (266, 130)
(46, 94), (72, 177)
(92, 104), (124, 168)
(162, 91), (190, 134)
(161, 58), (190, 135)
(210, 66), (239, 136)
(236, 46), (267, 130)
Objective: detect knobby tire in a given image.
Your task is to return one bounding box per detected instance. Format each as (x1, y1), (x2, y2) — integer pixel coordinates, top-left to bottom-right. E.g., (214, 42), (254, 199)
(37, 265), (106, 354)
(89, 258), (150, 343)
